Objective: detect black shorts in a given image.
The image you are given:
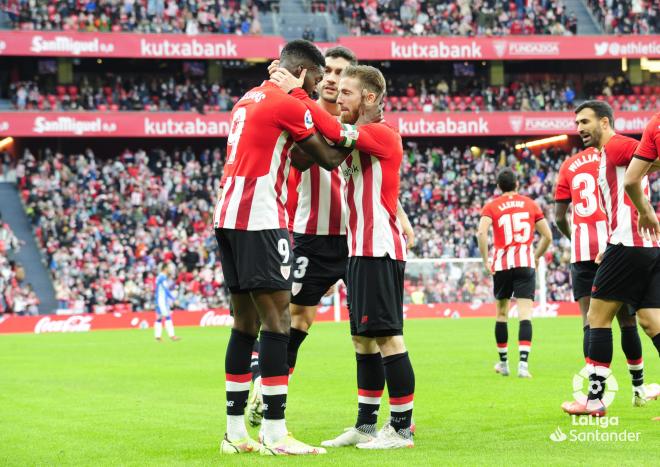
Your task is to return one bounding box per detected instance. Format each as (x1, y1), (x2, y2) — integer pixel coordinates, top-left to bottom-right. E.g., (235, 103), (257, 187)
(493, 267), (535, 300)
(215, 228), (293, 294)
(570, 261), (599, 301)
(347, 256), (405, 337)
(291, 233), (348, 306)
(592, 243), (660, 311)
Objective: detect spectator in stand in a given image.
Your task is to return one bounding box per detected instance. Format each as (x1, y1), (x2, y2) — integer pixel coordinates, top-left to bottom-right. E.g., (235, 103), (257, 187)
(336, 0), (579, 36)
(7, 0), (265, 35)
(302, 25), (315, 41)
(21, 146), (229, 314)
(10, 74), (658, 113)
(587, 0), (659, 34)
(0, 218), (38, 315)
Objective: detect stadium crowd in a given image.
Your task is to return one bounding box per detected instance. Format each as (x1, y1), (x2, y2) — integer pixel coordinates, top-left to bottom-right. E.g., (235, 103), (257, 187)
(586, 0), (659, 34)
(9, 73), (658, 113)
(0, 217), (39, 315)
(10, 141), (640, 315)
(18, 146), (227, 314)
(9, 76), (242, 112)
(4, 0), (268, 34)
(335, 0), (579, 36)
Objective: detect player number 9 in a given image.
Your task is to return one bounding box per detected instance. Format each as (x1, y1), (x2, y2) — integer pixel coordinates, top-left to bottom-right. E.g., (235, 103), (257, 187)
(277, 238), (290, 264)
(227, 107), (246, 164)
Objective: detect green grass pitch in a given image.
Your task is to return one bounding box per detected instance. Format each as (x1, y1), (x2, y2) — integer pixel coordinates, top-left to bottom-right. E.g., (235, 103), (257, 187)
(1, 317), (659, 466)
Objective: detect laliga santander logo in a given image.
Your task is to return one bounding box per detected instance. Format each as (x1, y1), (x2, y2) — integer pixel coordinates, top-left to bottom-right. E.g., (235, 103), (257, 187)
(34, 315), (93, 334)
(200, 311), (234, 327)
(572, 365), (619, 409)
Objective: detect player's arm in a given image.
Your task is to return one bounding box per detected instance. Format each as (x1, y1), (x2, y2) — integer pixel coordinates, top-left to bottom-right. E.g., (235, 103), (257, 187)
(291, 89), (387, 155)
(296, 133), (352, 171)
(477, 216), (493, 276)
(533, 219), (553, 268)
(289, 144), (315, 172)
(624, 156), (660, 240)
(554, 201), (571, 239)
(553, 161), (571, 239)
(397, 201), (414, 249)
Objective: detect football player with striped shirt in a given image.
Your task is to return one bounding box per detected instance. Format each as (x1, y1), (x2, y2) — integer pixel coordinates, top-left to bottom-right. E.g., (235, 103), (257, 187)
(215, 40), (354, 456)
(252, 50), (415, 441)
(562, 103), (660, 417)
(555, 114), (660, 406)
(477, 168), (552, 378)
(244, 46), (359, 429)
(271, 65), (416, 449)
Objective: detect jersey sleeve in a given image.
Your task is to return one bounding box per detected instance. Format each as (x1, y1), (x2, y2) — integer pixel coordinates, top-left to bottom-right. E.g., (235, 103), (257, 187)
(554, 161), (571, 202)
(276, 95), (316, 142)
(289, 88), (397, 158)
(481, 202), (493, 218)
(635, 115), (660, 161)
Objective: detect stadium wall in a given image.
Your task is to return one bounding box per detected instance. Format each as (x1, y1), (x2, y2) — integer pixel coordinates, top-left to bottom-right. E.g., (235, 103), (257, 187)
(0, 31), (658, 60)
(0, 302), (580, 334)
(0, 111), (655, 138)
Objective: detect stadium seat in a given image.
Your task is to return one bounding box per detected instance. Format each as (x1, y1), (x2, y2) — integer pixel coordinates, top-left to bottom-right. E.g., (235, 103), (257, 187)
(110, 104), (119, 111)
(627, 95), (637, 104)
(56, 86), (66, 97)
(632, 86), (641, 95)
(617, 95), (626, 104)
(98, 104), (107, 111)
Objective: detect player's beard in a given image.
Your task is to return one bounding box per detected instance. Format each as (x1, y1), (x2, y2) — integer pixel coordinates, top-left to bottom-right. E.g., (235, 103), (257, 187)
(340, 105), (360, 124)
(583, 127), (602, 148)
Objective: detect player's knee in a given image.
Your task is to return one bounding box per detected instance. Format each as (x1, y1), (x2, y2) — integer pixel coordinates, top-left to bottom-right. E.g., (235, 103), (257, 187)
(260, 312), (290, 335)
(376, 335), (406, 356)
(352, 335), (378, 354)
(290, 305), (315, 332)
(616, 313), (636, 328)
(637, 309), (660, 337)
(232, 314), (260, 336)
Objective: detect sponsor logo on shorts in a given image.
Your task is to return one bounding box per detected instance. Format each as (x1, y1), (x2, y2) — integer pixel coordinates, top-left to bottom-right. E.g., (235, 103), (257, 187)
(280, 265), (291, 280)
(292, 282), (303, 296)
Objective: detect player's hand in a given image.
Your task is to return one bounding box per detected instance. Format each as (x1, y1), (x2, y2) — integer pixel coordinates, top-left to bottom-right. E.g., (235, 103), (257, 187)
(267, 59), (280, 76)
(637, 207), (660, 242)
(403, 224), (415, 249)
(594, 251), (604, 265)
(483, 262), (494, 276)
(323, 285), (335, 297)
(270, 67), (305, 93)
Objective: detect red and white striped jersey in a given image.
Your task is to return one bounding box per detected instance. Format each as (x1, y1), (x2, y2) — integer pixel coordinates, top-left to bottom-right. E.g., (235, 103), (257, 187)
(287, 88), (406, 259)
(554, 148), (609, 262)
(598, 134), (659, 248)
(213, 81), (315, 231)
(481, 193), (545, 272)
(290, 165), (347, 236)
(636, 112), (660, 161)
(340, 122), (406, 260)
